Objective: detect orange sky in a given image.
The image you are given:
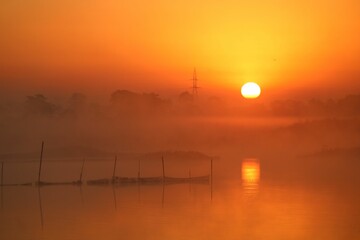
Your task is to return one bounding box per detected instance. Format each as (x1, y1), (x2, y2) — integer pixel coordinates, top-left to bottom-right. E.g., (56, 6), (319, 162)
(1, 0), (359, 99)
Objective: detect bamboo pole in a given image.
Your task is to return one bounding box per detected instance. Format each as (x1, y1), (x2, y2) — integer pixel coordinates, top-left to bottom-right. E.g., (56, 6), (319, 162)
(162, 156), (165, 180)
(38, 141), (44, 183)
(137, 159), (141, 179)
(112, 155), (117, 180)
(210, 158), (213, 184)
(79, 158), (85, 182)
(1, 162), (3, 186)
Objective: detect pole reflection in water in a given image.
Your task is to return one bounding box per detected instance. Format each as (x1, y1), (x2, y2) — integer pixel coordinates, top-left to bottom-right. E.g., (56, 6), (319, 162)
(38, 187), (44, 229)
(241, 158), (260, 196)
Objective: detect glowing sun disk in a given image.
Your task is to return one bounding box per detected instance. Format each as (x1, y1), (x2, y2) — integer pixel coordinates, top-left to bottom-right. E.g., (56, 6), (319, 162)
(241, 82), (261, 99)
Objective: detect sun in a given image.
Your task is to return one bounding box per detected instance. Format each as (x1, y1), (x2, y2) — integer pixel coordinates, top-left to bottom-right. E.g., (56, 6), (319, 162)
(241, 82), (261, 99)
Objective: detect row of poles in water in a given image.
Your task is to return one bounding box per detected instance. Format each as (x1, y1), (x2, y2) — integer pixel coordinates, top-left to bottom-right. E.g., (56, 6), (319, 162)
(0, 141), (213, 185)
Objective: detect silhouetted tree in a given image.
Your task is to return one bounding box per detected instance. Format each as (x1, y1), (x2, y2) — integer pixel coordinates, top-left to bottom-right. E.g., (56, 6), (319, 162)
(307, 98), (326, 116)
(337, 94), (360, 116)
(176, 91), (203, 115)
(111, 90), (138, 105)
(110, 89), (171, 115)
(270, 100), (307, 116)
(24, 94), (58, 116)
(178, 91), (193, 103)
(324, 98), (336, 115)
(64, 93), (87, 116)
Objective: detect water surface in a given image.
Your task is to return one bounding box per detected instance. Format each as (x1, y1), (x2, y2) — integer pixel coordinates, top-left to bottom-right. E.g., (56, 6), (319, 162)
(1, 157), (359, 240)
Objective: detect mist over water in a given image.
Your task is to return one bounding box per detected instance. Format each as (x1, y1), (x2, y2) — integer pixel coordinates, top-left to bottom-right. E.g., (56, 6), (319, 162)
(1, 91), (360, 239)
(1, 91), (360, 185)
(1, 91), (360, 154)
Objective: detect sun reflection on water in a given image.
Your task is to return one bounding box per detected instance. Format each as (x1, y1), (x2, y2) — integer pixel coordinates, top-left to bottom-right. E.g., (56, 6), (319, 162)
(242, 158), (260, 196)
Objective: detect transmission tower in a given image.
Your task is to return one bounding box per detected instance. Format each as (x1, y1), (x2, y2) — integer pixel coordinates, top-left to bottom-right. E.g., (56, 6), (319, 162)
(191, 68), (200, 97)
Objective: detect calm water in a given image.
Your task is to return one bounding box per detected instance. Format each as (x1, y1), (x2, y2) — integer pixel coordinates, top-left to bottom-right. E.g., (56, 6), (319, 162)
(1, 158), (360, 240)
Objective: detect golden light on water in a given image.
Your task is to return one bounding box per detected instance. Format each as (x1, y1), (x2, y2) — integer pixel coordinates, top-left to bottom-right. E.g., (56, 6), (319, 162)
(241, 82), (261, 99)
(242, 159), (260, 195)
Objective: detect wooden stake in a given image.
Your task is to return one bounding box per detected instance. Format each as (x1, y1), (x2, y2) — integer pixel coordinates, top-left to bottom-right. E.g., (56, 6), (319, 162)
(112, 155), (117, 179)
(38, 141), (44, 183)
(137, 159), (141, 179)
(162, 156), (165, 180)
(210, 158), (213, 183)
(1, 162), (3, 186)
(79, 158), (85, 182)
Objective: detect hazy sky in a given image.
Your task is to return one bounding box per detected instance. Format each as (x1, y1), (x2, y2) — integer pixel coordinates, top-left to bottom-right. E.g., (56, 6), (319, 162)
(1, 0), (359, 99)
